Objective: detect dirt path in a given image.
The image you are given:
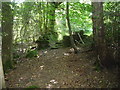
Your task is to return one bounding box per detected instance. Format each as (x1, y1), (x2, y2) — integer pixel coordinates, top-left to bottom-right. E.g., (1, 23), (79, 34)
(5, 48), (119, 88)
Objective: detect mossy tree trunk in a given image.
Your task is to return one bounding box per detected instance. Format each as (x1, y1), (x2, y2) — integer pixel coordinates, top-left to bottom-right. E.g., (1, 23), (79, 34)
(2, 2), (13, 71)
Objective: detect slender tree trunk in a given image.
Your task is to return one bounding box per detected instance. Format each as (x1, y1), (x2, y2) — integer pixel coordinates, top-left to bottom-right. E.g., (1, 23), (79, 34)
(2, 2), (13, 71)
(49, 2), (61, 33)
(49, 2), (56, 33)
(45, 2), (48, 33)
(92, 2), (107, 67)
(66, 2), (78, 54)
(37, 2), (43, 35)
(43, 3), (47, 34)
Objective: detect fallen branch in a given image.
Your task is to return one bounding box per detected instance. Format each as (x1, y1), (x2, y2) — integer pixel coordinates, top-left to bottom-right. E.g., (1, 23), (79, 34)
(77, 33), (85, 44)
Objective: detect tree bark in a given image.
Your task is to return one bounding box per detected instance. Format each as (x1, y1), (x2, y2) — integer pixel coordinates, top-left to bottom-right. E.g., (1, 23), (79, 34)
(92, 2), (107, 67)
(66, 2), (78, 54)
(2, 2), (13, 71)
(0, 28), (6, 90)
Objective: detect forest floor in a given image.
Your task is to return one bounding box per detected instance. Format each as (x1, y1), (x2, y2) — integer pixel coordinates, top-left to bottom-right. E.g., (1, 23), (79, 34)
(5, 47), (119, 88)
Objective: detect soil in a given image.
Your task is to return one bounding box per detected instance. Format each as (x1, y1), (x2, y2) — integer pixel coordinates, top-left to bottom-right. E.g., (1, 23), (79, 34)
(5, 47), (119, 88)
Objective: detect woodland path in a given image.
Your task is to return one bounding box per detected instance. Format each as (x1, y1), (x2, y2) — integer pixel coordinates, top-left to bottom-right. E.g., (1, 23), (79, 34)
(5, 47), (119, 88)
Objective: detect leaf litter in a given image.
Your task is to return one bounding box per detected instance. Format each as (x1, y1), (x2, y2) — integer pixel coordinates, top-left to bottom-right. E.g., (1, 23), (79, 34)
(5, 47), (119, 88)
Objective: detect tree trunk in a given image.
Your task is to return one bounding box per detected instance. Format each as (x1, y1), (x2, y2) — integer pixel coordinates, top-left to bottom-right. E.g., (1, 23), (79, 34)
(49, 2), (61, 33)
(66, 2), (78, 54)
(48, 2), (56, 33)
(2, 2), (13, 71)
(92, 2), (107, 67)
(0, 28), (6, 90)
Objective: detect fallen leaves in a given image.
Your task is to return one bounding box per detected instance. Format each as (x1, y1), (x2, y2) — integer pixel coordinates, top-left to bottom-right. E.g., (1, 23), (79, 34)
(5, 47), (119, 88)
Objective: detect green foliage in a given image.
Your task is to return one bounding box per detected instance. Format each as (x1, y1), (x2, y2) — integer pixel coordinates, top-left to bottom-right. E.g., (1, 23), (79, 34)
(104, 2), (119, 46)
(37, 35), (49, 42)
(84, 30), (92, 36)
(11, 2), (94, 55)
(12, 2), (93, 46)
(69, 3), (92, 31)
(26, 49), (38, 58)
(55, 2), (92, 42)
